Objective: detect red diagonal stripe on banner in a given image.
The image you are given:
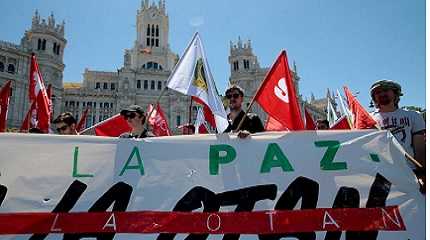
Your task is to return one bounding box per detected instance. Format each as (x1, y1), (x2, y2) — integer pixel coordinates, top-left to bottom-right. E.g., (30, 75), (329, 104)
(0, 206), (405, 235)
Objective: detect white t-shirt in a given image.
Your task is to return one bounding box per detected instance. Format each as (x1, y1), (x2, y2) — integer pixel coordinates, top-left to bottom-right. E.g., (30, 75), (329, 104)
(371, 108), (425, 158)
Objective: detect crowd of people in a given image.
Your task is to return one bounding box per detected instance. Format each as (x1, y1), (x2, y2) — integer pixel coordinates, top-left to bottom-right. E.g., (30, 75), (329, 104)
(35, 79), (428, 190)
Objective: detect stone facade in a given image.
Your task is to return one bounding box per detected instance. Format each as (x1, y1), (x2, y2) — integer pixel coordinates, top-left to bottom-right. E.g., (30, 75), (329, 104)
(2, 0), (332, 132)
(62, 0), (198, 134)
(0, 11), (65, 129)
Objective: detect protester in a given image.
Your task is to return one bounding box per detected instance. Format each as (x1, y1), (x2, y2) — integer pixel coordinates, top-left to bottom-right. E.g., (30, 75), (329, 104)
(223, 85), (264, 138)
(316, 119), (330, 130)
(370, 79), (425, 181)
(119, 104), (154, 138)
(53, 112), (78, 135)
(177, 123), (195, 135)
(29, 127), (44, 134)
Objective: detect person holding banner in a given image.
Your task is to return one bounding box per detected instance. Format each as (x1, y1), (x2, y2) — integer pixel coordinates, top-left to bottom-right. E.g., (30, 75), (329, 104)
(119, 104), (154, 138)
(223, 85), (264, 137)
(53, 112), (78, 135)
(316, 119), (329, 130)
(370, 80), (425, 186)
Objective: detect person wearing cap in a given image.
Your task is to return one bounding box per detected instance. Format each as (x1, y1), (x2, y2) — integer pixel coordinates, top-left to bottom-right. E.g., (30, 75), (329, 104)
(119, 105), (154, 138)
(53, 112), (78, 135)
(223, 85), (264, 138)
(370, 79), (426, 170)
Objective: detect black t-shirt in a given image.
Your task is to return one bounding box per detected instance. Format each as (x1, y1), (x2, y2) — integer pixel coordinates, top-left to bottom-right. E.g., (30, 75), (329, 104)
(224, 110), (265, 133)
(119, 129), (155, 138)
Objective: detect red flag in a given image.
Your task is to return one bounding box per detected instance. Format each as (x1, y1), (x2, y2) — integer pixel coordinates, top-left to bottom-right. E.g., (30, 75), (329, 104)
(20, 100), (37, 132)
(343, 86), (377, 129)
(92, 114), (131, 137)
(255, 50), (304, 130)
(304, 108), (316, 130)
(147, 104), (171, 136)
(265, 116), (288, 131)
(28, 54), (51, 132)
(330, 115), (351, 130)
(0, 80), (12, 132)
(76, 107), (90, 132)
(198, 124), (208, 134)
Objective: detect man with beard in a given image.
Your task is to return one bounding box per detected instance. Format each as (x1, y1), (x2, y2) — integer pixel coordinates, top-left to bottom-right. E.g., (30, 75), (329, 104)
(223, 85), (264, 138)
(370, 79), (425, 172)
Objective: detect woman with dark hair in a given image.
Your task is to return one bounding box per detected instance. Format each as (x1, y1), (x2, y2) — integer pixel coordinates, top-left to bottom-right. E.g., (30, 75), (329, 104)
(119, 105), (154, 138)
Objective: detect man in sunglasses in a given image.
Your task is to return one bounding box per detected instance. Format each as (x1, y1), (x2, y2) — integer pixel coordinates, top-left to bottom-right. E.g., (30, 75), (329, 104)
(53, 112), (78, 135)
(223, 85), (264, 137)
(120, 104), (154, 138)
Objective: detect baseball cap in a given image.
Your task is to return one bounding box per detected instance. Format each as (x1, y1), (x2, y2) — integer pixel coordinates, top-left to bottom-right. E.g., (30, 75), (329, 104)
(120, 105), (145, 116)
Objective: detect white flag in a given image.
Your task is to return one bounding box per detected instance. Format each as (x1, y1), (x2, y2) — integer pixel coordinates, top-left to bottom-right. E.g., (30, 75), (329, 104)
(194, 106), (208, 134)
(336, 89), (353, 127)
(167, 32), (228, 133)
(327, 97), (338, 126)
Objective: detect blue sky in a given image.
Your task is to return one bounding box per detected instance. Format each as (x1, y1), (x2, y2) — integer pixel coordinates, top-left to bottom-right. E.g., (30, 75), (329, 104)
(0, 0), (425, 109)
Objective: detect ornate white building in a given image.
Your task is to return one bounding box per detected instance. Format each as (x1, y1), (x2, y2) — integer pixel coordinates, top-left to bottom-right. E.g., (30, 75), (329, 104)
(1, 0), (331, 132)
(62, 0), (195, 134)
(0, 11), (66, 129)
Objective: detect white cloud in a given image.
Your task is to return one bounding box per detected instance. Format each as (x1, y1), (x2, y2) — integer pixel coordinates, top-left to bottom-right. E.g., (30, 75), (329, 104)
(189, 16), (204, 27)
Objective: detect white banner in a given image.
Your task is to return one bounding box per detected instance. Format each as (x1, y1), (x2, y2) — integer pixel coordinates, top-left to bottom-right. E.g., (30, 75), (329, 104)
(0, 130), (425, 239)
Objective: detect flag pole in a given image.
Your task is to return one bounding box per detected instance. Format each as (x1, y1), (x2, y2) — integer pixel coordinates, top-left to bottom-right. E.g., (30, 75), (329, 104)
(188, 96), (193, 124)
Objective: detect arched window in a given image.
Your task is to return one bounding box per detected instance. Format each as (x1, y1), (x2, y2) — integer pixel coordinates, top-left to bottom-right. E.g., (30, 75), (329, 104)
(147, 62), (153, 69)
(0, 62), (4, 72)
(42, 39), (46, 50)
(151, 24), (155, 36)
(7, 64), (15, 74)
(53, 42), (57, 54)
(56, 44), (61, 55)
(143, 61), (163, 70)
(37, 39), (42, 50)
(147, 24), (151, 36)
(156, 25), (159, 37)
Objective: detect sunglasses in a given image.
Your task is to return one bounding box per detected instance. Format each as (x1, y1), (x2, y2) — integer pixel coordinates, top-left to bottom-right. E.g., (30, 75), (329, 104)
(56, 125), (69, 132)
(226, 93), (240, 99)
(123, 112), (137, 120)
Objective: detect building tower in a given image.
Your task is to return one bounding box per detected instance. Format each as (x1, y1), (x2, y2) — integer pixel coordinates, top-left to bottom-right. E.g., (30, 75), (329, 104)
(126, 0), (176, 71)
(228, 37), (267, 119)
(22, 10), (66, 117)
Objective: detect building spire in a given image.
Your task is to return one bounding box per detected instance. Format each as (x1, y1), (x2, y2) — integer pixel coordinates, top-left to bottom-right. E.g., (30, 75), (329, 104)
(48, 12), (55, 27)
